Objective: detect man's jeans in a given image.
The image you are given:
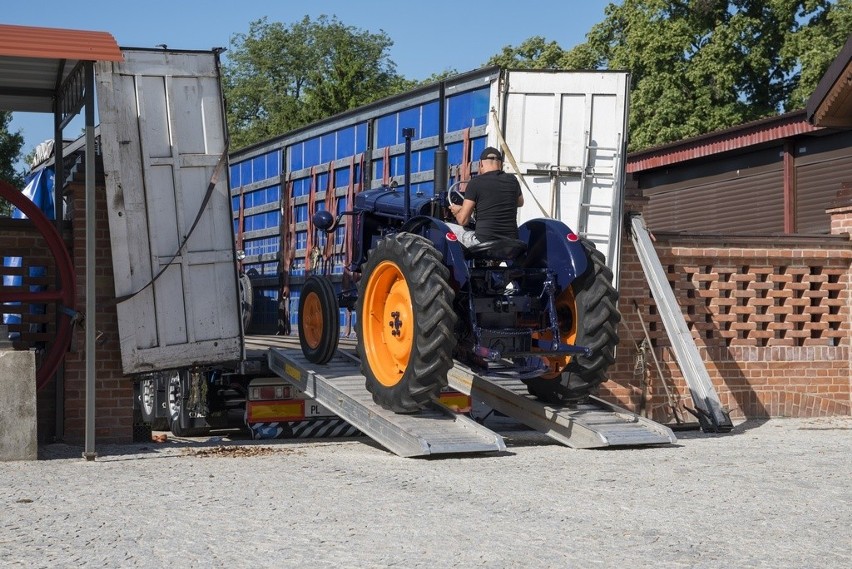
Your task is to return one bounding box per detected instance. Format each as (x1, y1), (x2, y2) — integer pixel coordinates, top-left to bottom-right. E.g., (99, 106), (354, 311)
(445, 223), (480, 247)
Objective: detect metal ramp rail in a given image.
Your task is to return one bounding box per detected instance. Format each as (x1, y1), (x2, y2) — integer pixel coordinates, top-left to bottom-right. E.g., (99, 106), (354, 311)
(446, 364), (676, 449)
(266, 347), (506, 458)
(629, 214), (734, 432)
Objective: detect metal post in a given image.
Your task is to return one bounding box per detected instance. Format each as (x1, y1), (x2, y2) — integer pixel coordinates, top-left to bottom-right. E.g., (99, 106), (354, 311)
(83, 62), (97, 461)
(402, 128), (414, 223)
(53, 90), (65, 443)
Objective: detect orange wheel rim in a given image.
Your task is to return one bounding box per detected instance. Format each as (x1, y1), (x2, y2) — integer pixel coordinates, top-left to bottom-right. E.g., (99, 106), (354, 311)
(302, 291), (324, 349)
(534, 287), (578, 378)
(363, 260), (412, 387)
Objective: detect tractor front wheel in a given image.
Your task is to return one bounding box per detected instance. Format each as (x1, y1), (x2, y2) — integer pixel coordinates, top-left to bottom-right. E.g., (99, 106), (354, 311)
(298, 275), (340, 364)
(356, 233), (456, 413)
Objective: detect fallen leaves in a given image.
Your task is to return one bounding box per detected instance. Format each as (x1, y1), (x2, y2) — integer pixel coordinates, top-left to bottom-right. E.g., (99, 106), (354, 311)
(182, 445), (296, 458)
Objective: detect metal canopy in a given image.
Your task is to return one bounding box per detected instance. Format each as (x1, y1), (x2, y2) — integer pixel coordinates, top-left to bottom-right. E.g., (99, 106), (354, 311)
(0, 24), (122, 112)
(0, 23), (122, 460)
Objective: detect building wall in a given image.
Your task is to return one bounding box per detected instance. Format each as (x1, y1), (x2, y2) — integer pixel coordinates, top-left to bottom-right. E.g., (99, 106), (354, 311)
(639, 129), (852, 234)
(602, 196), (851, 421)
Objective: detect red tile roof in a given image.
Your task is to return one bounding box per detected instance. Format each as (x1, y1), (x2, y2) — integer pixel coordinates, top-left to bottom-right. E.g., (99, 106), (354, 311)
(0, 24), (122, 62)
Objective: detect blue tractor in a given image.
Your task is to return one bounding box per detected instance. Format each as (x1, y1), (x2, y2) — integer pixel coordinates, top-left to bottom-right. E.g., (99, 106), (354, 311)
(297, 131), (621, 413)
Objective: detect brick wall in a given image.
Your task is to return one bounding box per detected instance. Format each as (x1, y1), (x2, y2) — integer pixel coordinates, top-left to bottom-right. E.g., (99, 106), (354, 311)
(0, 218), (60, 442)
(61, 171), (133, 444)
(602, 196), (851, 422)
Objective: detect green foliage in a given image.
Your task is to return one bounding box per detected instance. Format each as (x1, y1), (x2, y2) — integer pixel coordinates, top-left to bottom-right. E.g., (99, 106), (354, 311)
(783, 0), (852, 107)
(0, 111), (25, 216)
(224, 16), (411, 150)
(488, 36), (572, 69)
(488, 0), (851, 151)
(415, 69), (461, 86)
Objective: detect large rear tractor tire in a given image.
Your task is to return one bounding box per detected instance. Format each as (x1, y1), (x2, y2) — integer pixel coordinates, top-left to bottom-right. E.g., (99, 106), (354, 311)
(524, 239), (621, 403)
(298, 275), (340, 364)
(356, 233), (457, 413)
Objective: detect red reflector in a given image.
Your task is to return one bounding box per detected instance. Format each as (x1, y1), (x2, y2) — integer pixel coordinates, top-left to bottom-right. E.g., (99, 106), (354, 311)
(566, 233), (579, 242)
(446, 232), (458, 241)
(258, 386), (278, 400)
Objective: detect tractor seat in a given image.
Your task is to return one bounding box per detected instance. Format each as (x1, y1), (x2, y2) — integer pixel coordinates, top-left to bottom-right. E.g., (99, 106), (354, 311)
(464, 238), (528, 261)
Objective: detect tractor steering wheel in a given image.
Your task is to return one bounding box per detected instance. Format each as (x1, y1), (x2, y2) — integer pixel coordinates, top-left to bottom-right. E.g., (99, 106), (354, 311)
(446, 180), (466, 208)
(446, 180), (476, 226)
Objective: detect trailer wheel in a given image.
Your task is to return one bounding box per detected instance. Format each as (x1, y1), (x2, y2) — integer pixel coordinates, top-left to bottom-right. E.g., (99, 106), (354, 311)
(140, 375), (168, 431)
(357, 233), (456, 413)
(298, 275), (339, 364)
(167, 371), (210, 437)
(525, 239), (621, 403)
(239, 271), (253, 332)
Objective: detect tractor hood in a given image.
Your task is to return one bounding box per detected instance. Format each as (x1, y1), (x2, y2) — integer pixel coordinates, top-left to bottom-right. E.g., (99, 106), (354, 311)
(354, 187), (439, 220)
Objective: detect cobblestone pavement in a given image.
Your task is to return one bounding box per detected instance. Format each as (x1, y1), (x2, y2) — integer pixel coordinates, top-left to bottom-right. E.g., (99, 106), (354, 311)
(1, 416), (850, 568)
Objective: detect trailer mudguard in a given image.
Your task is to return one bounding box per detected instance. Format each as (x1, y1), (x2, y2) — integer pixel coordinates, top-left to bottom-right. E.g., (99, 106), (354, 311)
(518, 219), (589, 290)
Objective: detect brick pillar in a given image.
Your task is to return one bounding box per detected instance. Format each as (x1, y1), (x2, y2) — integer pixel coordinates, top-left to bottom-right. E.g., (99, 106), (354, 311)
(827, 183), (852, 237)
(826, 183), (852, 418)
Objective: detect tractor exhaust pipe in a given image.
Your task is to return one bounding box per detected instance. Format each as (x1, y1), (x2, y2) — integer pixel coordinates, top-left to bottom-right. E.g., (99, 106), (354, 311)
(434, 81), (447, 196)
(434, 148), (447, 196)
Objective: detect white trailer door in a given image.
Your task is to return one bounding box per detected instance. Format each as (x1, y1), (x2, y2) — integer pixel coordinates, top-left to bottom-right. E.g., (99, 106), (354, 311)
(501, 71), (629, 277)
(96, 49), (242, 374)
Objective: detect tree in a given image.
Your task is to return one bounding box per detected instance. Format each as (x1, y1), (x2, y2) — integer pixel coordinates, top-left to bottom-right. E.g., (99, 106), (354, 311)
(487, 36), (572, 69)
(0, 111), (25, 216)
(224, 16), (410, 150)
(414, 69), (460, 86)
(488, 0), (852, 151)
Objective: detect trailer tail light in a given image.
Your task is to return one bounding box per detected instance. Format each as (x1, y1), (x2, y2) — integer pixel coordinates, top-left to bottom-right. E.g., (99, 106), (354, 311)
(566, 232), (579, 242)
(249, 384), (292, 401)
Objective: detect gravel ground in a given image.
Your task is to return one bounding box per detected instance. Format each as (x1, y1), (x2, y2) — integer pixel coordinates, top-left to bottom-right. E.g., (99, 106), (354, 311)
(1, 416), (850, 568)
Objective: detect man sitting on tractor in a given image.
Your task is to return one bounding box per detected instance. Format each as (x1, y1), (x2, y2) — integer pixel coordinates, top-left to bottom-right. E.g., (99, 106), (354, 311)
(447, 146), (524, 247)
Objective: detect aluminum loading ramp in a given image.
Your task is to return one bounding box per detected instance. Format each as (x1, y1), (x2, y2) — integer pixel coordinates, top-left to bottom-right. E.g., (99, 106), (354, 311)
(629, 214), (734, 432)
(267, 348), (506, 458)
(447, 364), (676, 449)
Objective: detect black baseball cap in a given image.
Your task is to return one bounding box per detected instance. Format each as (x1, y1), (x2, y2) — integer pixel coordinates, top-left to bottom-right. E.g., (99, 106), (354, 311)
(480, 147), (503, 161)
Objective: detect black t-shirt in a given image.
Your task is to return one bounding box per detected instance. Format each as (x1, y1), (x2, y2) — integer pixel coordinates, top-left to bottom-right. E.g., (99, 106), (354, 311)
(465, 170), (521, 241)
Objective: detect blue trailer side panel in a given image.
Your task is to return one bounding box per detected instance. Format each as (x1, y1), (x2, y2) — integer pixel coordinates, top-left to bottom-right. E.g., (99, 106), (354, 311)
(230, 68), (501, 334)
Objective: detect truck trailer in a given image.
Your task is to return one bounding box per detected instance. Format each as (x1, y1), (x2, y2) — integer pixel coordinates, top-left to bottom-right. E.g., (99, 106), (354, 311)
(109, 51), (680, 449)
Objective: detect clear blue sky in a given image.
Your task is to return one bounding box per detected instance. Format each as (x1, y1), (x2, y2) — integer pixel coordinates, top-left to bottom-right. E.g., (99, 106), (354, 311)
(5, 0), (615, 167)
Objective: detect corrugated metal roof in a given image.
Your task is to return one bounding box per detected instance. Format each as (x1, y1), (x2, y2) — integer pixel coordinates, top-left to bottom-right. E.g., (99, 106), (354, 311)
(626, 111), (822, 173)
(0, 24), (122, 113)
